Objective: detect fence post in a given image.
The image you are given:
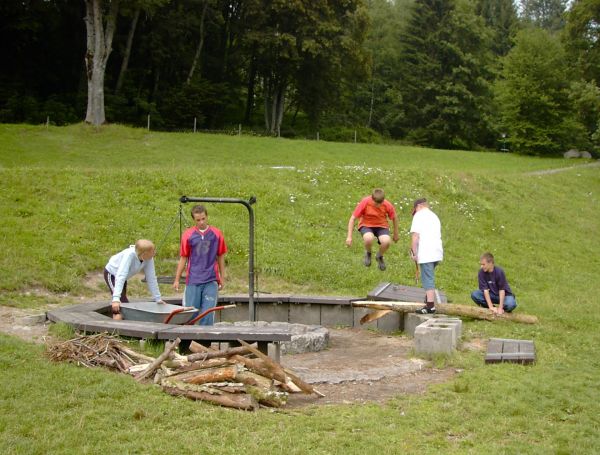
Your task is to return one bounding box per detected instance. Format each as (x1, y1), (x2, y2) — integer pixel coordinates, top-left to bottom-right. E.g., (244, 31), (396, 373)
(238, 124), (242, 136)
(46, 116), (49, 129)
(317, 131), (319, 141)
(194, 117), (197, 133)
(147, 115), (150, 131)
(354, 130), (357, 143)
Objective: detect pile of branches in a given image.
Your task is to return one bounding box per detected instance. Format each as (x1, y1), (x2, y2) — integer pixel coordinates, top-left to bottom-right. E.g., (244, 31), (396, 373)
(46, 333), (154, 372)
(46, 334), (322, 411)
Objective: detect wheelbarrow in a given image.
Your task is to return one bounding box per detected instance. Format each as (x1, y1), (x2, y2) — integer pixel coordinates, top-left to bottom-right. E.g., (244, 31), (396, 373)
(119, 301), (236, 325)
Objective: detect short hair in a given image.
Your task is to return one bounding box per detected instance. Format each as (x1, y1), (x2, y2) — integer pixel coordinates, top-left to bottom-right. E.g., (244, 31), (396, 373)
(371, 188), (385, 203)
(481, 252), (494, 263)
(191, 204), (207, 218)
(135, 239), (155, 255)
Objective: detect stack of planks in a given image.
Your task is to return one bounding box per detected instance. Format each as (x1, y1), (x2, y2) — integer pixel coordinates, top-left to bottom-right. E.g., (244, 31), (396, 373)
(47, 333), (322, 411)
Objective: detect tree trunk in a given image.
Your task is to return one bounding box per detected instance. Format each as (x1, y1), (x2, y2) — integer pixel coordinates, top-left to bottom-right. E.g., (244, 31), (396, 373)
(182, 365), (242, 385)
(263, 77), (286, 134)
(352, 301), (539, 324)
(115, 7), (140, 94)
(187, 0), (209, 84)
(163, 386), (258, 410)
(84, 0), (120, 126)
(244, 53), (257, 123)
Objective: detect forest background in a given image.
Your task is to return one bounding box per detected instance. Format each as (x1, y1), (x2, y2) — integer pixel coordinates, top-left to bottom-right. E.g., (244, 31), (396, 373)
(1, 0), (599, 156)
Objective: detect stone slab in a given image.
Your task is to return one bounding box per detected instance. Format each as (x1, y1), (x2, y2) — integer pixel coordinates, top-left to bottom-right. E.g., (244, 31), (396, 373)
(320, 304), (353, 327)
(375, 309), (402, 333)
(289, 303), (321, 325)
(352, 307), (377, 330)
(256, 303), (290, 323)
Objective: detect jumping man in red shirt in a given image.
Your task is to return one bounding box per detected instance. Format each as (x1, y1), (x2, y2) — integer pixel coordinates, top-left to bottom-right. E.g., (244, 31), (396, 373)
(346, 188), (399, 271)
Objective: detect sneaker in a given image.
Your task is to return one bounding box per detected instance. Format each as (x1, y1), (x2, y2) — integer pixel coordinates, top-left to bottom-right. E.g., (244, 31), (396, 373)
(363, 252), (372, 267)
(376, 254), (386, 271)
(415, 306), (436, 314)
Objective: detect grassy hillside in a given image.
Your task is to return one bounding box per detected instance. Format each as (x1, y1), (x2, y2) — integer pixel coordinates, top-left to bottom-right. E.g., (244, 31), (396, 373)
(1, 123), (599, 454)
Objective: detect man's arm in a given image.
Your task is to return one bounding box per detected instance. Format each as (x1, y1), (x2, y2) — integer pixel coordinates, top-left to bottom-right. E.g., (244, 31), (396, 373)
(483, 289), (495, 311)
(217, 254), (226, 289)
(173, 256), (187, 291)
(498, 289), (506, 314)
(410, 232), (419, 261)
(346, 215), (356, 247)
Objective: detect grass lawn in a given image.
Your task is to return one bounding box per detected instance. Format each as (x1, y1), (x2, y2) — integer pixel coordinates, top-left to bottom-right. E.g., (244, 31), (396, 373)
(0, 123), (599, 454)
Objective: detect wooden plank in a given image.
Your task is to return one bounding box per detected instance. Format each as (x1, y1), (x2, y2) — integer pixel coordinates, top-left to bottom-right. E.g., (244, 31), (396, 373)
(156, 326), (292, 342)
(289, 295), (358, 305)
(367, 282), (448, 304)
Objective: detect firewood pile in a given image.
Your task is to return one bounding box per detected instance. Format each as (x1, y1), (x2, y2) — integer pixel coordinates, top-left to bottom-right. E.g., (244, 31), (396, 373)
(46, 333), (323, 410)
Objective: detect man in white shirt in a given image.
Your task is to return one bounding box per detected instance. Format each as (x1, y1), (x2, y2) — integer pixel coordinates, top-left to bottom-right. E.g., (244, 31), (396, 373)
(409, 198), (443, 314)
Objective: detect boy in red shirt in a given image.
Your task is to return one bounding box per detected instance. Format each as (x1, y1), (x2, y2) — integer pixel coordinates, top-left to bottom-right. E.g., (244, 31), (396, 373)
(346, 188), (399, 270)
(173, 205), (227, 325)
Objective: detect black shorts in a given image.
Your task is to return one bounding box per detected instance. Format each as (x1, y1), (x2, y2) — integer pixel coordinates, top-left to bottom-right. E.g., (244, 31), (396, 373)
(358, 226), (390, 243)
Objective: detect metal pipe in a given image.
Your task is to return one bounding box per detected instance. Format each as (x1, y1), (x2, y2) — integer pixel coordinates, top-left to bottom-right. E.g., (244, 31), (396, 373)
(179, 195), (257, 321)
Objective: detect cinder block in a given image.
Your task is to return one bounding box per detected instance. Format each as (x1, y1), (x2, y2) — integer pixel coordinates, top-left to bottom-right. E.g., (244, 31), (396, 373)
(404, 313), (435, 337)
(320, 304), (353, 327)
(414, 317), (462, 356)
(289, 303), (321, 325)
(255, 303), (289, 322)
(376, 310), (402, 333)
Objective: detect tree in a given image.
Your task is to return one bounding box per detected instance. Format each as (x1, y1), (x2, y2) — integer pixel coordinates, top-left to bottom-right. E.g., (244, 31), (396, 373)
(519, 0), (568, 32)
(563, 0), (600, 82)
(84, 0), (120, 126)
(398, 0), (494, 149)
(476, 0), (520, 56)
(494, 28), (587, 155)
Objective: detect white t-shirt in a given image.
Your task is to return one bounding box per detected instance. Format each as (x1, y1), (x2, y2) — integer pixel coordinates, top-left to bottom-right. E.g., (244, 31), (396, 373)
(410, 208), (443, 264)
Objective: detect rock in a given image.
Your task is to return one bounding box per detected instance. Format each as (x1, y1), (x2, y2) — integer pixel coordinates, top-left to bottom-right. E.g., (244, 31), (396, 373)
(564, 149), (580, 158)
(580, 151), (592, 158)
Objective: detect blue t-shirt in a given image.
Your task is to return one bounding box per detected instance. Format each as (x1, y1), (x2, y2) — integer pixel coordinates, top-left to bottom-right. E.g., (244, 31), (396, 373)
(478, 266), (514, 296)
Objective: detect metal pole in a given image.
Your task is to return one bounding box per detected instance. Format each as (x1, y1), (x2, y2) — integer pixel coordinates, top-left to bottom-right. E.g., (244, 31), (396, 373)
(194, 117), (197, 133)
(179, 195), (257, 321)
(147, 114), (150, 131)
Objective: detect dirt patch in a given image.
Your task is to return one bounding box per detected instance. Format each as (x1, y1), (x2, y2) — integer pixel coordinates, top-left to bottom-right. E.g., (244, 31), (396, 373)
(0, 306), (52, 344)
(282, 328), (457, 408)
(0, 306), (460, 407)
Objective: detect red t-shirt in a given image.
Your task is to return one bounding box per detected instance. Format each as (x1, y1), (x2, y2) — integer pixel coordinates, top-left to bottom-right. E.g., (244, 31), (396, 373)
(352, 196), (396, 229)
(180, 226), (227, 285)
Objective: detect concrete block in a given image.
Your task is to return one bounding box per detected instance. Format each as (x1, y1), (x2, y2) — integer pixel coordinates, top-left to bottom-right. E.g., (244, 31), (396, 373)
(320, 304), (353, 327)
(376, 310), (402, 333)
(255, 303), (289, 323)
(289, 302), (321, 325)
(414, 317), (462, 356)
(404, 313), (434, 337)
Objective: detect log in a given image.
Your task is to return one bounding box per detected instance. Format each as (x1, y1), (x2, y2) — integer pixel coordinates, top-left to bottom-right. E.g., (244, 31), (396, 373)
(167, 358), (233, 375)
(118, 345), (156, 363)
(135, 338), (181, 382)
(235, 371), (274, 389)
(183, 364), (242, 385)
(189, 341), (217, 354)
(187, 344), (257, 362)
(352, 301), (538, 324)
(237, 339), (323, 397)
(163, 386), (258, 410)
(359, 309), (392, 325)
(245, 385), (287, 408)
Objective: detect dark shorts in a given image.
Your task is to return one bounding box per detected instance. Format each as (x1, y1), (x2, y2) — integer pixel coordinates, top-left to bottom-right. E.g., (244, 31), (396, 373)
(359, 226), (390, 244)
(103, 269), (129, 302)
